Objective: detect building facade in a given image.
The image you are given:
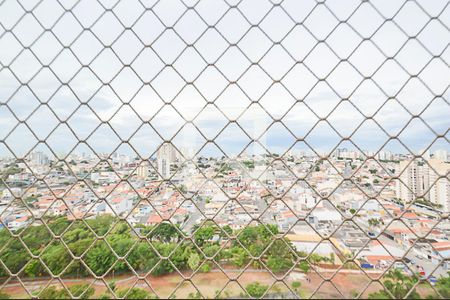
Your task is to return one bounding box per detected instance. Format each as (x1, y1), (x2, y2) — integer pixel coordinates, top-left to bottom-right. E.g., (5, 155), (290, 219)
(396, 159), (450, 212)
(157, 143), (177, 180)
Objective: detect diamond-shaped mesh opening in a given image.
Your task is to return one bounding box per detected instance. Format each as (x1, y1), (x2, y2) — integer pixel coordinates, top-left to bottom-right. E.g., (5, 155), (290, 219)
(0, 0), (448, 298)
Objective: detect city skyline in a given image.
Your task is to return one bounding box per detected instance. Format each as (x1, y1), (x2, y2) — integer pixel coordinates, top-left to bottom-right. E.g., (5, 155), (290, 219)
(0, 141), (449, 162)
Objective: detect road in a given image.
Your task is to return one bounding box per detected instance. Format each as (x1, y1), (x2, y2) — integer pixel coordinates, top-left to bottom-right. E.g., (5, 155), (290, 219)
(357, 220), (447, 278)
(183, 195), (205, 234)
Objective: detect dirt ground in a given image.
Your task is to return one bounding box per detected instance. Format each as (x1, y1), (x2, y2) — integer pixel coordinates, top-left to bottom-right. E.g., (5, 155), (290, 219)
(1, 270), (436, 299)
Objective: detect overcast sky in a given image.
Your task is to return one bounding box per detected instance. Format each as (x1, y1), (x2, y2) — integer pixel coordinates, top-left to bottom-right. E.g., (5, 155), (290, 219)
(0, 0), (449, 159)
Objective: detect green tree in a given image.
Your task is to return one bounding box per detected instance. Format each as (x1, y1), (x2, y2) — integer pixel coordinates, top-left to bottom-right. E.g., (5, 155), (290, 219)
(187, 291), (201, 299)
(202, 244), (220, 259)
(108, 236), (134, 258)
(38, 286), (70, 299)
(237, 225), (278, 257)
(69, 284), (95, 299)
(221, 225), (233, 237)
(0, 239), (32, 275)
(230, 246), (249, 267)
(41, 243), (72, 275)
(266, 239), (295, 272)
(238, 226), (258, 247)
(188, 252), (201, 271)
(23, 259), (45, 277)
(150, 242), (183, 275)
(243, 160), (255, 169)
(298, 260), (310, 273)
(329, 253), (335, 265)
(117, 287), (153, 299)
(368, 269), (419, 299)
(246, 282), (268, 298)
(267, 255), (292, 273)
(436, 273), (450, 298)
(194, 226), (215, 246)
(291, 281), (301, 289)
(148, 222), (181, 243)
(199, 262), (211, 273)
(109, 280), (117, 293)
(309, 253), (324, 265)
(291, 281), (301, 295)
(97, 281), (117, 299)
(168, 243), (190, 271)
(86, 215), (115, 236)
(47, 217), (71, 236)
(368, 218), (380, 227)
(350, 289), (359, 298)
(127, 242), (159, 273)
(367, 291), (391, 299)
(84, 242), (115, 276)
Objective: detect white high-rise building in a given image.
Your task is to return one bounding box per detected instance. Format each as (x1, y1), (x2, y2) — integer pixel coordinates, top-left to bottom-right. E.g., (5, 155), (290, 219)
(157, 143), (177, 180)
(427, 159), (450, 212)
(112, 154), (130, 167)
(396, 160), (429, 204)
(29, 151), (49, 166)
(136, 162), (149, 179)
(396, 159), (450, 212)
(434, 149), (448, 162)
(377, 151), (393, 161)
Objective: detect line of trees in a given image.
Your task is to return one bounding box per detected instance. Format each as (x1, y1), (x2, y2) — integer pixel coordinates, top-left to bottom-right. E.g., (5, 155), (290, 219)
(0, 215), (297, 281)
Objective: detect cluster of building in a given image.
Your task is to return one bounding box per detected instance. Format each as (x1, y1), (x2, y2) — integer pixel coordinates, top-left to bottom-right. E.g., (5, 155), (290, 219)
(396, 158), (450, 212)
(0, 146), (448, 276)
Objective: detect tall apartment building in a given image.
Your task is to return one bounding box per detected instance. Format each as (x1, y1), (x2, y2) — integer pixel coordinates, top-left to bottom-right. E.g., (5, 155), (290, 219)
(29, 151), (49, 166)
(428, 159), (450, 213)
(157, 143), (177, 180)
(396, 159), (450, 212)
(434, 149), (448, 162)
(136, 161), (149, 179)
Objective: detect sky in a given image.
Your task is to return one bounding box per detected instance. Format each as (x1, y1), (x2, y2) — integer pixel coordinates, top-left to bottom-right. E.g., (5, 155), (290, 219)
(0, 0), (449, 159)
